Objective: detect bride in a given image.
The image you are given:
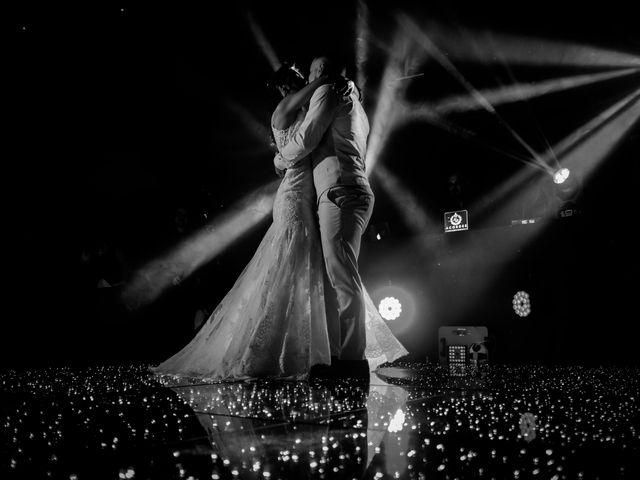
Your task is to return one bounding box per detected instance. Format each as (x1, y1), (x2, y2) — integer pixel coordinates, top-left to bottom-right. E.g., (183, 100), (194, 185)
(151, 64), (407, 381)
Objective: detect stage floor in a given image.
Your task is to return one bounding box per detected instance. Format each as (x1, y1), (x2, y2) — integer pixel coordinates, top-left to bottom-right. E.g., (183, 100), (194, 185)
(1, 362), (639, 479)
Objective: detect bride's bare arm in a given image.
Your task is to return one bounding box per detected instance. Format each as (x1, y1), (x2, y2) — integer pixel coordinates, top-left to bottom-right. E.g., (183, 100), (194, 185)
(271, 75), (329, 130)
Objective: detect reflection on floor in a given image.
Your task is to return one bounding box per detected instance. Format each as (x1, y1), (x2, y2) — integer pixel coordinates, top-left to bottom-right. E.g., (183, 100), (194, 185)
(1, 362), (639, 479)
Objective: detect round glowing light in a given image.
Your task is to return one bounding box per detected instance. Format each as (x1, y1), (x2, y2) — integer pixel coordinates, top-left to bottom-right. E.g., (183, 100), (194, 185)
(553, 168), (570, 184)
(512, 291), (531, 317)
(378, 296), (402, 321)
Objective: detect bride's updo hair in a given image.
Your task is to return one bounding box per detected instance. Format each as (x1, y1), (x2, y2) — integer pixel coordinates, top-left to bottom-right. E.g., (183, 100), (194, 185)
(268, 62), (306, 94)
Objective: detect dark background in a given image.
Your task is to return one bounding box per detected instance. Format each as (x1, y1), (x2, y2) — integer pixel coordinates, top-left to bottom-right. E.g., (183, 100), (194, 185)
(5, 1), (640, 367)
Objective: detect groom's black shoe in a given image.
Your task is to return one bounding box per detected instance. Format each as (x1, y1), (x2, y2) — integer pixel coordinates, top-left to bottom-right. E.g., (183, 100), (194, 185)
(309, 360), (338, 380)
(310, 357), (370, 382)
(333, 359), (370, 379)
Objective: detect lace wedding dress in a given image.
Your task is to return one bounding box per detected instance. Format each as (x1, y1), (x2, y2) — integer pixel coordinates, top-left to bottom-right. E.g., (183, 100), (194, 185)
(151, 112), (406, 381)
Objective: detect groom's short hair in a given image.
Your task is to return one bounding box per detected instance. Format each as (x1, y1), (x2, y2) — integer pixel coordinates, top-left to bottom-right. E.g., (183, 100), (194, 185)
(313, 54), (346, 77)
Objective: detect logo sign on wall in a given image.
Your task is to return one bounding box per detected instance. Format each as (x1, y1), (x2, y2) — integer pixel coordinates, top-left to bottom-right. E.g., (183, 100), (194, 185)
(444, 210), (469, 233)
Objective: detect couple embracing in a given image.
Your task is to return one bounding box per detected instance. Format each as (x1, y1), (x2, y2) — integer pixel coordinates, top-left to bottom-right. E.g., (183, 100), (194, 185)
(152, 56), (407, 381)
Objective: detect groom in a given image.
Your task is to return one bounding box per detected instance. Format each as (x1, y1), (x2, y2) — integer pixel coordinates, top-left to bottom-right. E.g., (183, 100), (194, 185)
(274, 55), (374, 377)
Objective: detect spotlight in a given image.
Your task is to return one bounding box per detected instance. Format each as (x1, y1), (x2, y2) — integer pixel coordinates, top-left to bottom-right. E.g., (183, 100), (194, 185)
(554, 170), (580, 199)
(512, 291), (532, 317)
(371, 284), (416, 334)
(379, 296), (402, 321)
(553, 167), (571, 184)
(553, 169), (582, 217)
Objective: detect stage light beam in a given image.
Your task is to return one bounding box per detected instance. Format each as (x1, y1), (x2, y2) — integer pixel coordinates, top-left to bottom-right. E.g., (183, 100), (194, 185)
(364, 28), (426, 173)
(429, 69), (640, 115)
(373, 164), (439, 234)
(355, 0), (370, 94)
(121, 180), (280, 309)
(247, 12), (281, 71)
(473, 86), (640, 221)
(399, 14), (549, 173)
(364, 53), (405, 172)
(554, 89), (640, 179)
(407, 22), (640, 68)
(404, 106), (539, 168)
(223, 100), (273, 147)
(451, 89), (640, 320)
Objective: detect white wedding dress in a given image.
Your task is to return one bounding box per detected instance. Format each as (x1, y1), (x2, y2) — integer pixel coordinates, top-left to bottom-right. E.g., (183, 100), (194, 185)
(151, 112), (407, 381)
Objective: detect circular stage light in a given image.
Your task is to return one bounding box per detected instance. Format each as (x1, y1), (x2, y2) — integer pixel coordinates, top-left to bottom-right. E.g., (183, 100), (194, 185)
(553, 167), (570, 184)
(512, 290), (531, 317)
(379, 296), (402, 321)
(370, 283), (417, 335)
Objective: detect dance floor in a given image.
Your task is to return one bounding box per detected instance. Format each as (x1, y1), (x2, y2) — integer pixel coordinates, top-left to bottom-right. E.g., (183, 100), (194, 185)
(1, 362), (639, 479)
